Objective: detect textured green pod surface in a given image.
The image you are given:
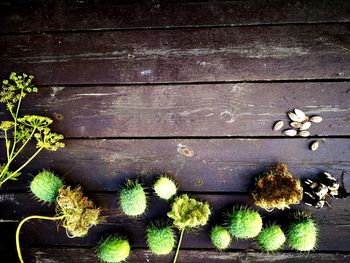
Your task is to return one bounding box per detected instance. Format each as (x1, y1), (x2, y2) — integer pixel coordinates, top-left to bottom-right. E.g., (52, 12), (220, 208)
(98, 236), (130, 263)
(30, 170), (63, 203)
(153, 177), (177, 200)
(257, 225), (286, 251)
(287, 218), (317, 251)
(228, 207), (262, 239)
(210, 226), (231, 250)
(119, 180), (147, 217)
(147, 225), (175, 255)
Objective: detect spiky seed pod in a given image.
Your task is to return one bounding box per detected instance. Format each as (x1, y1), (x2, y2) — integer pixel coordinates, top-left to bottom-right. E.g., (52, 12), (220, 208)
(153, 176), (177, 200)
(119, 180), (147, 217)
(210, 226), (231, 250)
(56, 186), (101, 238)
(228, 206), (262, 239)
(98, 236), (130, 263)
(30, 170), (63, 203)
(147, 224), (175, 255)
(256, 225), (286, 252)
(251, 164), (303, 211)
(287, 212), (318, 251)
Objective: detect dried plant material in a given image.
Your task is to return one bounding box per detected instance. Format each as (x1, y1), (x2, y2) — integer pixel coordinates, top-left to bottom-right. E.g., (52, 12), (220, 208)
(283, 129), (297, 136)
(273, 121), (284, 131)
(288, 112), (299, 122)
(294, 109), (306, 122)
(56, 186), (101, 238)
(300, 122), (312, 131)
(311, 141), (319, 151)
(251, 164), (303, 211)
(310, 116), (323, 123)
(290, 122), (303, 129)
(298, 130), (310, 137)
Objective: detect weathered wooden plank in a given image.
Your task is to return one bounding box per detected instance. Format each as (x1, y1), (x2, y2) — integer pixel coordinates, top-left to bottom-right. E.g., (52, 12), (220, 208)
(1, 139), (350, 192)
(7, 82), (349, 137)
(6, 248), (348, 263)
(1, 0), (349, 33)
(0, 194), (349, 251)
(1, 24), (350, 84)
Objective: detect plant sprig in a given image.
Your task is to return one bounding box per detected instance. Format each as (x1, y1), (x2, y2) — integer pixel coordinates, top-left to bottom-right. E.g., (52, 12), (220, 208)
(0, 72), (65, 187)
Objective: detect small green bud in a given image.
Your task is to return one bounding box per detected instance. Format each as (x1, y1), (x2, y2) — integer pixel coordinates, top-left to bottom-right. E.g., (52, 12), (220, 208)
(228, 207), (262, 239)
(210, 226), (231, 250)
(98, 236), (130, 263)
(119, 180), (147, 217)
(153, 176), (177, 200)
(287, 212), (318, 251)
(30, 170), (63, 203)
(257, 225), (286, 251)
(147, 224), (175, 255)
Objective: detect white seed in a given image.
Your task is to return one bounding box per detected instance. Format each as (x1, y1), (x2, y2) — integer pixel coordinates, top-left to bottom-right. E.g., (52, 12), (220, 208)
(300, 121), (312, 131)
(311, 141), (319, 151)
(273, 120), (284, 131)
(310, 116), (323, 123)
(299, 130), (310, 137)
(283, 129), (297, 136)
(294, 109), (306, 121)
(288, 112), (299, 122)
(290, 121), (303, 128)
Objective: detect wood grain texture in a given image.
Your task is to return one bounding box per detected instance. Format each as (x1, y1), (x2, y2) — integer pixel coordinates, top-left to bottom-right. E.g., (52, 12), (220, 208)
(0, 194), (350, 251)
(1, 24), (350, 84)
(1, 0), (349, 33)
(3, 248), (347, 263)
(8, 82), (349, 137)
(1, 139), (349, 192)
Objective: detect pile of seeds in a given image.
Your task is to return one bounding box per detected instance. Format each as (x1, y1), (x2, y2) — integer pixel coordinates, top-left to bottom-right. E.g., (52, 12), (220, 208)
(273, 109), (322, 151)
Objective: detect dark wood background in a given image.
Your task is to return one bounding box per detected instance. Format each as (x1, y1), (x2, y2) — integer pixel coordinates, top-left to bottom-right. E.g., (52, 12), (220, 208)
(0, 0), (350, 262)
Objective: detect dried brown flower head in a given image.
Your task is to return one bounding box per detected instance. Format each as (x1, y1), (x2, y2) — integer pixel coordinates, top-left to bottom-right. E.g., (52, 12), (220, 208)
(56, 186), (101, 238)
(251, 164), (303, 211)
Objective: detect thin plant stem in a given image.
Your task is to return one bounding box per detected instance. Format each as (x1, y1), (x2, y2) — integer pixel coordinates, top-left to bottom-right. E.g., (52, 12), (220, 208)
(16, 214), (66, 263)
(173, 228), (185, 263)
(4, 130), (9, 160)
(10, 128), (36, 162)
(10, 89), (23, 158)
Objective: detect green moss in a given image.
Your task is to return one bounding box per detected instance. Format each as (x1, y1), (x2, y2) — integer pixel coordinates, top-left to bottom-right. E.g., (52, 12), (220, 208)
(287, 212), (318, 251)
(30, 170), (63, 203)
(210, 226), (231, 250)
(147, 224), (175, 255)
(153, 176), (177, 200)
(228, 207), (262, 239)
(119, 180), (147, 217)
(257, 225), (286, 251)
(98, 236), (130, 263)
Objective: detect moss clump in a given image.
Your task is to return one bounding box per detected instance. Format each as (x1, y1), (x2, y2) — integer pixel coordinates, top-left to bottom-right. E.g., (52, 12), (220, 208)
(30, 170), (63, 203)
(119, 180), (147, 217)
(251, 164), (303, 211)
(56, 186), (100, 237)
(287, 212), (318, 251)
(98, 236), (130, 263)
(153, 176), (177, 200)
(210, 226), (231, 250)
(147, 224), (175, 255)
(228, 207), (262, 239)
(257, 225), (286, 251)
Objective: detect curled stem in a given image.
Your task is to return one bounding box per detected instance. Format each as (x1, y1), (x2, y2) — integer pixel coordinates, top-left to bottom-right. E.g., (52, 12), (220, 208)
(173, 228), (185, 263)
(16, 214), (66, 263)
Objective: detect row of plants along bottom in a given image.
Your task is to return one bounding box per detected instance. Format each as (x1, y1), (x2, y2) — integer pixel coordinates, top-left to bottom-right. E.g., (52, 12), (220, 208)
(15, 163), (347, 263)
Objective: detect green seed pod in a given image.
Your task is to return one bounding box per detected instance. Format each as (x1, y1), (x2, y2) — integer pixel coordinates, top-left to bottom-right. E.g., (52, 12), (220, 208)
(119, 180), (147, 217)
(287, 212), (318, 251)
(228, 206), (262, 239)
(30, 170), (63, 203)
(147, 224), (175, 255)
(257, 225), (286, 251)
(210, 226), (231, 250)
(153, 176), (177, 200)
(98, 236), (130, 263)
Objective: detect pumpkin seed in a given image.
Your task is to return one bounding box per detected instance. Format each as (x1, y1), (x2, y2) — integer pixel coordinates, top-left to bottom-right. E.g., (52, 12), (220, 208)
(311, 141), (319, 151)
(299, 130), (310, 137)
(273, 120), (284, 131)
(310, 116), (323, 123)
(294, 109), (306, 121)
(283, 129), (297, 136)
(288, 112), (299, 122)
(300, 122), (312, 131)
(290, 121), (303, 129)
